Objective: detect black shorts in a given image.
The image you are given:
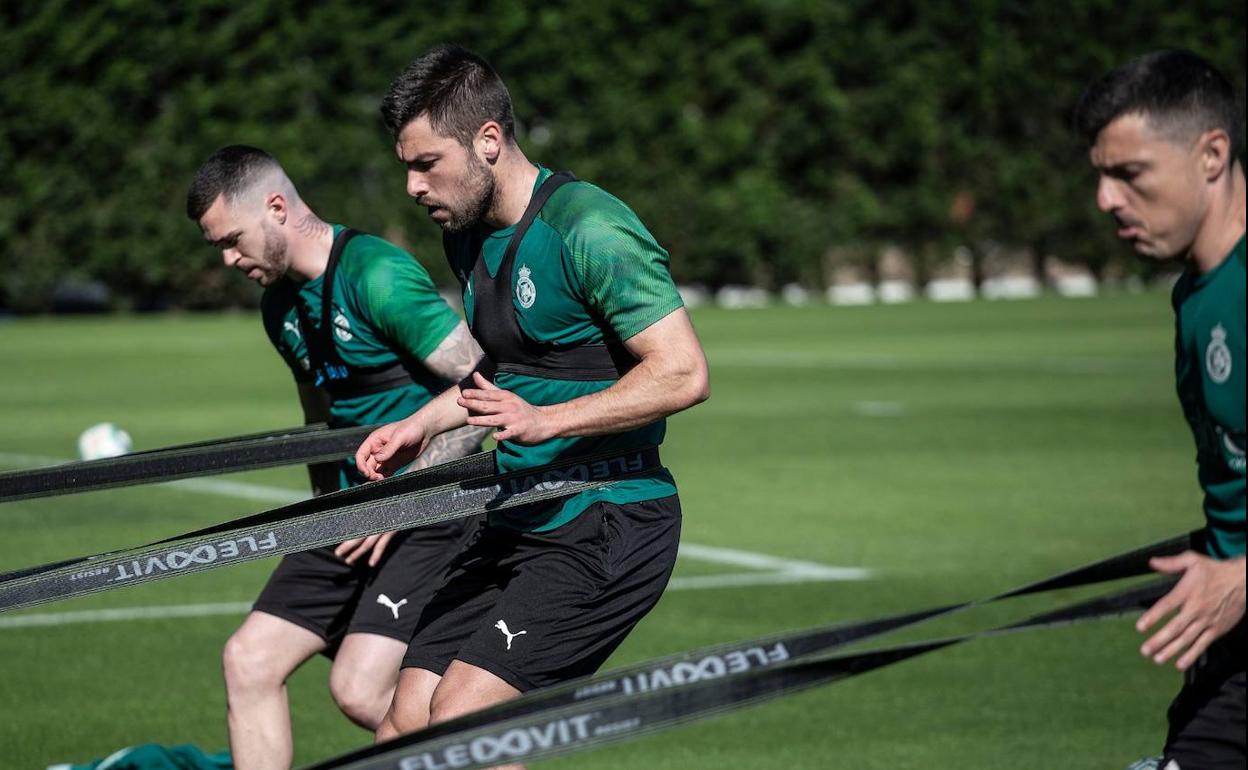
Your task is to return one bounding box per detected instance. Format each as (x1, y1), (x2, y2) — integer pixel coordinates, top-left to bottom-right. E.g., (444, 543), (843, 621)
(401, 495), (682, 692)
(253, 516), (480, 653)
(1163, 617), (1246, 769)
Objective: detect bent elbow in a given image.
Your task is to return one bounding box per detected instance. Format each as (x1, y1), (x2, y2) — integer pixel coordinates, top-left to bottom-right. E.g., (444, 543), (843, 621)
(692, 372), (710, 405)
(683, 360), (710, 407)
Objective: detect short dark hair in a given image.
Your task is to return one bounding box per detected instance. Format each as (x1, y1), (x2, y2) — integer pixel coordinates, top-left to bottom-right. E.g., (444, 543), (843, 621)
(380, 44), (516, 146)
(1074, 49), (1243, 160)
(185, 145), (282, 221)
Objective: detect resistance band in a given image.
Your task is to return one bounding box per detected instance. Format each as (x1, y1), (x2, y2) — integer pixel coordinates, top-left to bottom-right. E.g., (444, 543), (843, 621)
(307, 534), (1189, 770)
(0, 447), (660, 613)
(0, 423), (377, 503)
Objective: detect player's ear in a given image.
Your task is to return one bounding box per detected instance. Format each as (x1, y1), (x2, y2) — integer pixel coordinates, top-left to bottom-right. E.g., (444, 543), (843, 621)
(476, 121), (503, 164)
(266, 191), (288, 225)
(1197, 128), (1232, 183)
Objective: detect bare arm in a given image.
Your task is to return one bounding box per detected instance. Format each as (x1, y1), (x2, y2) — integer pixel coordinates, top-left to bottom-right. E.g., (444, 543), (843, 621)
(421, 319), (494, 461)
(354, 382), (476, 481)
(421, 320), (486, 383)
(457, 307), (709, 443)
(413, 321), (492, 463)
(296, 382), (340, 496)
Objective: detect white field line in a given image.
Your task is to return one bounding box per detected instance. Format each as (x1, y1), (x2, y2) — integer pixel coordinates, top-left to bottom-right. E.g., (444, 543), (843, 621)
(0, 451), (871, 629)
(668, 571), (866, 591)
(0, 451), (307, 504)
(0, 451), (65, 467)
(0, 602), (253, 628)
(677, 542), (869, 581)
(706, 349), (1151, 374)
(850, 401), (907, 417)
(165, 476), (304, 503)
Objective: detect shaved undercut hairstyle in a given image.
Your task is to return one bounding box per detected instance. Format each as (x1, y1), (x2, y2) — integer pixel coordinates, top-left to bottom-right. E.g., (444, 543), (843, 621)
(380, 44), (516, 146)
(1074, 49), (1244, 161)
(186, 145), (286, 221)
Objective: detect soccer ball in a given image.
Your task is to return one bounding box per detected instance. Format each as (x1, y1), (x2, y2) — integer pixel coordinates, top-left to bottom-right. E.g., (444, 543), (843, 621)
(77, 422), (133, 461)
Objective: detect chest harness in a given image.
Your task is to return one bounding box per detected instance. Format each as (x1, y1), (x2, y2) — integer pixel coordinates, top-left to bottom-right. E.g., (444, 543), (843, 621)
(296, 229), (419, 400)
(456, 172), (636, 382)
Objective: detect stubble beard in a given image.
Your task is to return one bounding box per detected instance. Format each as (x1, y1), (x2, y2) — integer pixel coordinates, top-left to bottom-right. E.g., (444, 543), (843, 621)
(258, 221), (290, 285)
(440, 153), (497, 234)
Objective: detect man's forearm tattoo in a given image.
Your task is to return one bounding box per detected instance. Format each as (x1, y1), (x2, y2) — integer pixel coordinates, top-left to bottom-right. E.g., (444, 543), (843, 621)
(411, 425), (489, 469)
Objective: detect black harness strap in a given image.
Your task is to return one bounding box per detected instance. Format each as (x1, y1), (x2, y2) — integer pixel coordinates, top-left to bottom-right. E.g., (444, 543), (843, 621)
(470, 172), (636, 382)
(299, 228), (418, 400)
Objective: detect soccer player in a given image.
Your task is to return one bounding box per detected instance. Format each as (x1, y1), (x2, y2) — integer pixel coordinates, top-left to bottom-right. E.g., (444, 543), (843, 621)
(354, 45), (710, 753)
(1075, 50), (1245, 769)
(186, 146), (487, 770)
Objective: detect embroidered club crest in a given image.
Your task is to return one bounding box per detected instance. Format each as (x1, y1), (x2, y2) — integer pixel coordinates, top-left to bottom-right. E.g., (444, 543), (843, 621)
(516, 264), (536, 309)
(1205, 324), (1231, 384)
(332, 308), (353, 342)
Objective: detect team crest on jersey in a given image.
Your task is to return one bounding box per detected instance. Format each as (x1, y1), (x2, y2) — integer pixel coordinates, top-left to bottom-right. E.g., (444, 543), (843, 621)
(516, 264), (537, 309)
(1205, 324), (1231, 384)
(332, 308), (353, 342)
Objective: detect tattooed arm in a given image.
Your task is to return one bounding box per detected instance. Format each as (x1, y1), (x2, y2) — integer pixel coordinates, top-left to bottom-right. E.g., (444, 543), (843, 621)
(406, 425), (487, 469)
(415, 320), (492, 462)
(422, 321), (488, 385)
(356, 322), (501, 480)
(337, 323), (489, 565)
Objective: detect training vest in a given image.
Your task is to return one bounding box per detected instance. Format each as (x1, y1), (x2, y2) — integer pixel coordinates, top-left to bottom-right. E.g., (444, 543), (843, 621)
(458, 172), (636, 382)
(297, 228), (418, 400)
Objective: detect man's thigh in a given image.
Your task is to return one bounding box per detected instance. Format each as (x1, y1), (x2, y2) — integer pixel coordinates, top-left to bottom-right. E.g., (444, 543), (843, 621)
(431, 660), (521, 722)
(253, 546), (367, 645)
(254, 517), (480, 652)
(1164, 619), (1247, 769)
(1164, 670), (1246, 769)
(400, 527), (508, 678)
(450, 496), (682, 692)
(346, 517), (480, 643)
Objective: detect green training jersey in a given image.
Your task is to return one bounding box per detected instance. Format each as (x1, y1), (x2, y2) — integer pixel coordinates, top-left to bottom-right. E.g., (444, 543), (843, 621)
(262, 225), (462, 488)
(449, 167), (686, 532)
(1171, 235), (1246, 558)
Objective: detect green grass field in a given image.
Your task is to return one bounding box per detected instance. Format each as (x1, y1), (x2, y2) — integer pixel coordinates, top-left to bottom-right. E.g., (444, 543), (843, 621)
(0, 293), (1201, 769)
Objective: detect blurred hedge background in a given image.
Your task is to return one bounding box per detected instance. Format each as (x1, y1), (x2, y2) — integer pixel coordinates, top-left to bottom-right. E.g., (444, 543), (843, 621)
(1, 0), (1244, 311)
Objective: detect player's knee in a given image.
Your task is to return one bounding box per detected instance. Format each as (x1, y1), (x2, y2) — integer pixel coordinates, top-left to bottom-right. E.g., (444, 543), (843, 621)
(222, 631), (284, 693)
(381, 698), (430, 736)
(328, 667), (387, 728)
(374, 712), (401, 743)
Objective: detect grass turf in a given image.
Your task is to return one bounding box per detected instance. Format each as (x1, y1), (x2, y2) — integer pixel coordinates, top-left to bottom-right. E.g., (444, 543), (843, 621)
(0, 292), (1197, 769)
